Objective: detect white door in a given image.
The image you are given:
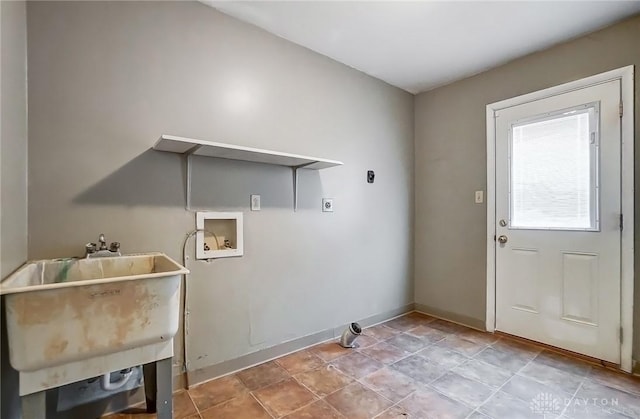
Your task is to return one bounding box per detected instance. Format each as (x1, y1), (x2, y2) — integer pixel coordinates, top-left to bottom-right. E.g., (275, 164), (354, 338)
(495, 80), (621, 363)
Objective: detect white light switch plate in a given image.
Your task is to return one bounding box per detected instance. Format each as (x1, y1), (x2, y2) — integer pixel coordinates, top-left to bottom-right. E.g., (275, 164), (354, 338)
(322, 198), (334, 212)
(475, 190), (484, 204)
(251, 195), (261, 211)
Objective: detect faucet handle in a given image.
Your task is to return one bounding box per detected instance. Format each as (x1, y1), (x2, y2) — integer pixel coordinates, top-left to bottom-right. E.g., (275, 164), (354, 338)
(109, 242), (120, 252)
(85, 243), (97, 254)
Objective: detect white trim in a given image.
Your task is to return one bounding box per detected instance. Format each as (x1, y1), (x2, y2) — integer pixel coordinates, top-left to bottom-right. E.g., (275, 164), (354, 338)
(485, 66), (634, 372)
(620, 66), (635, 373)
(486, 105), (497, 333)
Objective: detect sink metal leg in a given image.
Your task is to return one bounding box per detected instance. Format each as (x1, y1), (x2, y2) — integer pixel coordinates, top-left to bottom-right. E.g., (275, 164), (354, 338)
(143, 357), (173, 419)
(21, 390), (46, 419)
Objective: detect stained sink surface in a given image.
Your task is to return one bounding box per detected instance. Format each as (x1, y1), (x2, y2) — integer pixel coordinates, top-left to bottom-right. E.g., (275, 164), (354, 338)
(0, 253), (188, 294)
(1, 253), (188, 373)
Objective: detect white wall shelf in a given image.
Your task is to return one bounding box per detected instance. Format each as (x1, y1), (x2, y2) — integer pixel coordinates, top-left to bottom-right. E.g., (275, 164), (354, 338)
(155, 135), (343, 170)
(153, 135), (343, 211)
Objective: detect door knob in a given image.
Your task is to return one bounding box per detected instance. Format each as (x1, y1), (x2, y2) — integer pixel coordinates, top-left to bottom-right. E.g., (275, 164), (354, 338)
(498, 235), (508, 244)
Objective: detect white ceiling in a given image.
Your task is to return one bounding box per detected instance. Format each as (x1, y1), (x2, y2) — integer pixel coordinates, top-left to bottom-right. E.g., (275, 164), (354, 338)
(205, 1), (640, 93)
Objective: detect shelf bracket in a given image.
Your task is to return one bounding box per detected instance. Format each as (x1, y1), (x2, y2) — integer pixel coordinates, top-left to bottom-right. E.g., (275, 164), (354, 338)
(292, 163), (315, 212)
(154, 135), (343, 212)
(184, 145), (203, 211)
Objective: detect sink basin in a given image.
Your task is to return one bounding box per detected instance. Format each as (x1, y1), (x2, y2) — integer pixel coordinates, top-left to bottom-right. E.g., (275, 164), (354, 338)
(0, 253), (188, 395)
(1, 252), (187, 294)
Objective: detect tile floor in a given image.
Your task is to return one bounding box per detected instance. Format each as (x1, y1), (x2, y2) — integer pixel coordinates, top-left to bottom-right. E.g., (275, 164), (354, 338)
(105, 312), (640, 419)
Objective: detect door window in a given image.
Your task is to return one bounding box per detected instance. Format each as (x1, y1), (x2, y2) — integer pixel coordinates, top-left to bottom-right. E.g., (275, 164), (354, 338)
(509, 103), (599, 230)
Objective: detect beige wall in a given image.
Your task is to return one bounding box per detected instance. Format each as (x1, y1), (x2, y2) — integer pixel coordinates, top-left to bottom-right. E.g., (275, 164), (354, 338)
(1, 0), (28, 279)
(19, 5), (637, 413)
(1, 2), (28, 417)
(414, 15), (640, 359)
(27, 0), (414, 384)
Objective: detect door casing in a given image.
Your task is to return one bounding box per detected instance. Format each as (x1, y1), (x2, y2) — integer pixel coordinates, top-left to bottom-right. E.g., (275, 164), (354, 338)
(485, 66), (635, 372)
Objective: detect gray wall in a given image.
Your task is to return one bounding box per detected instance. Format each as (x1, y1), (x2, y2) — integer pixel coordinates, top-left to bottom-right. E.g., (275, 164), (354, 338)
(414, 15), (640, 359)
(1, 2), (28, 417)
(1, 0), (28, 279)
(26, 0), (414, 389)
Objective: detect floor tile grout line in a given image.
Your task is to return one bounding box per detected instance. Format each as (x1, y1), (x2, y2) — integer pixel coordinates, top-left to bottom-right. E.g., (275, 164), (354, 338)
(293, 374), (350, 419)
(320, 398), (349, 419)
(380, 329), (465, 367)
(472, 347), (538, 416)
(285, 370), (351, 417)
(185, 389), (201, 416)
(318, 378), (392, 419)
(371, 388), (420, 419)
(482, 339), (580, 406)
(434, 358), (513, 397)
(191, 375), (254, 413)
(424, 371), (494, 413)
(425, 338), (476, 359)
(291, 372), (325, 401)
(419, 375), (500, 417)
(194, 372), (282, 417)
(584, 372), (640, 398)
(368, 342), (459, 396)
(530, 350), (594, 377)
(515, 357), (590, 395)
(526, 350), (640, 399)
(491, 335), (545, 358)
(319, 367), (413, 419)
(363, 325), (403, 341)
(559, 375), (586, 418)
(249, 391), (277, 419)
(358, 343), (413, 365)
(572, 377), (638, 419)
(353, 375), (400, 406)
(360, 323), (500, 408)
(294, 364), (356, 401)
(464, 408), (484, 419)
(455, 336), (540, 387)
(270, 390), (319, 419)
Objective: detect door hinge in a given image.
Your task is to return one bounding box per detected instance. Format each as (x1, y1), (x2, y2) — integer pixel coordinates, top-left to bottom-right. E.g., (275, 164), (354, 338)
(619, 102), (623, 117)
(620, 327), (624, 344)
(493, 235), (497, 242)
(620, 214), (624, 231)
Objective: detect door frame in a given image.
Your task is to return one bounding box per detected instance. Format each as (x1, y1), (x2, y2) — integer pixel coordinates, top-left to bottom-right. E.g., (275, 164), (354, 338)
(485, 66), (635, 372)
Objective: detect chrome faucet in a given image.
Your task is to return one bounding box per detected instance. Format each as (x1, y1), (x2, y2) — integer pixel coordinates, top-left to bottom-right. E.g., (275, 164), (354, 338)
(98, 233), (107, 250)
(85, 234), (121, 258)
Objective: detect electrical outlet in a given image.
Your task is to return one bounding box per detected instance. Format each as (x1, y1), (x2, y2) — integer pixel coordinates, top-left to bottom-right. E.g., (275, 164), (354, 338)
(475, 190), (484, 204)
(251, 194), (261, 211)
(322, 198), (334, 212)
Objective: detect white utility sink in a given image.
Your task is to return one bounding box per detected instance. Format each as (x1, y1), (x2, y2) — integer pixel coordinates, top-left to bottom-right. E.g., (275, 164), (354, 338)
(0, 253), (188, 397)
